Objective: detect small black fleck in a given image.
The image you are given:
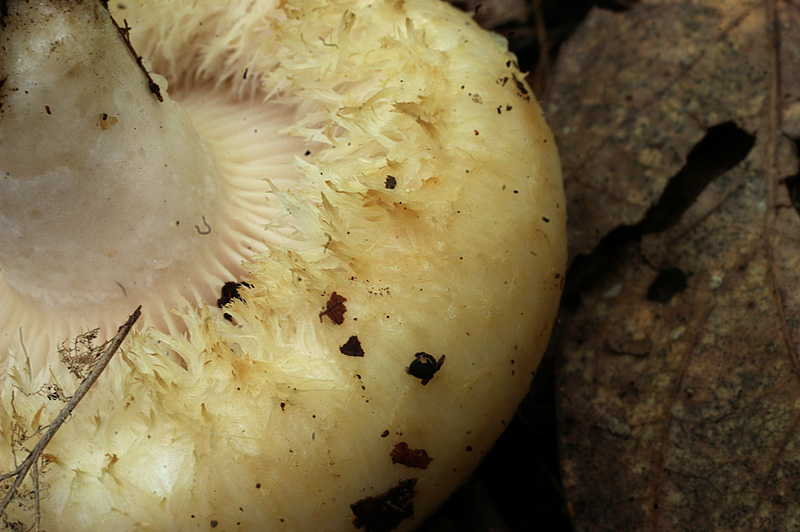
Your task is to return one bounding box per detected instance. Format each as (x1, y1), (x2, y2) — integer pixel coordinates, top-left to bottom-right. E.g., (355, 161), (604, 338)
(406, 353), (445, 385)
(511, 73), (530, 100)
(350, 478), (417, 532)
(385, 175), (397, 189)
(148, 80), (163, 101)
(340, 336), (365, 357)
(210, 520), (218, 528)
(217, 281), (253, 322)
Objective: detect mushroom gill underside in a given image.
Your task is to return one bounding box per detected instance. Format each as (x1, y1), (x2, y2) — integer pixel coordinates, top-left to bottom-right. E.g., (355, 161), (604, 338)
(0, 0), (566, 531)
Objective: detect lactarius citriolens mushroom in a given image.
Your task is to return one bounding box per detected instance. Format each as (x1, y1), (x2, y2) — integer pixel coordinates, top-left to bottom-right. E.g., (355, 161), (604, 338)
(0, 0), (565, 530)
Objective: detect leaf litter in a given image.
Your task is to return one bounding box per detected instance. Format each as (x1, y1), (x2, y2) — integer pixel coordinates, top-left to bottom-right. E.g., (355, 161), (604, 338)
(546, 0), (800, 530)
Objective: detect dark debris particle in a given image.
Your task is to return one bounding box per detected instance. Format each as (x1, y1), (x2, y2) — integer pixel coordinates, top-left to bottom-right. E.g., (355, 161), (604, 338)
(340, 335), (365, 357)
(210, 520), (218, 528)
(381, 430), (390, 438)
(148, 80), (163, 101)
(390, 442), (433, 469)
(217, 281), (253, 321)
(350, 478), (417, 532)
(320, 292), (347, 324)
(511, 73), (530, 101)
(406, 352), (445, 385)
(0, 76), (7, 113)
(385, 175), (397, 189)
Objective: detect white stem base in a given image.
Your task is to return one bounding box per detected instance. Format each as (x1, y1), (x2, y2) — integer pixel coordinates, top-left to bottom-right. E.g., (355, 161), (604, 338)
(0, 2), (220, 309)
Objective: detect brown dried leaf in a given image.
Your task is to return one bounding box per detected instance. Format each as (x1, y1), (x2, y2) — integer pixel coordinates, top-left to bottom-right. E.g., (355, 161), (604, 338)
(547, 0), (800, 530)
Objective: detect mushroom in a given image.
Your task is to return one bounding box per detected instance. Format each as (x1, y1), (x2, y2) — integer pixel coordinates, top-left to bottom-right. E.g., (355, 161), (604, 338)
(0, 0), (565, 530)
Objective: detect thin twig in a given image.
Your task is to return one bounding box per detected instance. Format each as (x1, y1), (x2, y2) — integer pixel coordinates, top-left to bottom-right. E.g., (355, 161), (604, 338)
(0, 306), (141, 517)
(530, 0), (552, 99)
(32, 460), (39, 532)
(102, 5), (163, 103)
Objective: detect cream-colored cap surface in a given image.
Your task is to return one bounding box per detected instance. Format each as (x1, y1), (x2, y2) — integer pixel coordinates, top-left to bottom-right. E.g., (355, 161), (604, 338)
(0, 1), (565, 530)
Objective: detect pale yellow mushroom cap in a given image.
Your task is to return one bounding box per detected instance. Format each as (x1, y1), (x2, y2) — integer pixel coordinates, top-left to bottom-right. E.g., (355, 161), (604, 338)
(0, 0), (565, 530)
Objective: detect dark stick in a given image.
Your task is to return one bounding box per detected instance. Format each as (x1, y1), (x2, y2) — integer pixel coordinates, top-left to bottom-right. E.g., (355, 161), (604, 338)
(0, 306), (142, 516)
(102, 5), (164, 103)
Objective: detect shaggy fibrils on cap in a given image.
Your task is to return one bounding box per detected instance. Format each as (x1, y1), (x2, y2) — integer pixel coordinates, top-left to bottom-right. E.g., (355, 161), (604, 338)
(0, 0), (566, 530)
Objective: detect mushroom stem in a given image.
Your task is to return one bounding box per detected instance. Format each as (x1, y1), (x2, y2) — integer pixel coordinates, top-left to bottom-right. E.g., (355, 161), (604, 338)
(0, 1), (220, 311)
